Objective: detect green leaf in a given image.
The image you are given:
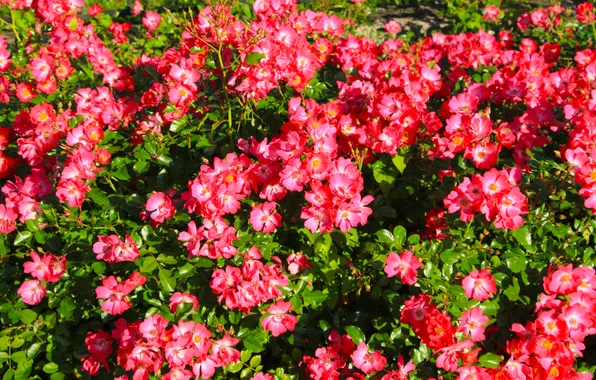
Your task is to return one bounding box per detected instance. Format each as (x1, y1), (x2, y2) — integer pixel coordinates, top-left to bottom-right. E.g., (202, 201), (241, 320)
(246, 52), (266, 65)
(159, 269), (176, 293)
(241, 350), (252, 363)
(91, 261), (107, 275)
(19, 309), (37, 324)
(57, 299), (76, 319)
(27, 342), (43, 359)
(141, 225), (153, 241)
(407, 234), (420, 245)
(249, 355), (261, 367)
(111, 166), (131, 181)
(376, 229), (394, 245)
(412, 344), (431, 364)
(177, 263), (195, 278)
(478, 353), (503, 368)
(3, 369), (14, 380)
(43, 362), (59, 374)
(25, 219), (39, 232)
(169, 116), (188, 132)
(240, 368), (253, 378)
(511, 226), (536, 253)
(371, 160), (397, 188)
(440, 249), (461, 265)
(88, 188), (110, 207)
(505, 255), (527, 274)
(157, 254), (178, 265)
(504, 277), (521, 301)
(175, 302), (193, 315)
(14, 231), (32, 246)
(14, 361), (32, 380)
(302, 289), (328, 308)
(156, 155), (174, 167)
(344, 326), (366, 344)
(227, 361), (243, 373)
(393, 226), (407, 247)
(243, 332), (267, 353)
(141, 256), (158, 273)
(133, 160), (149, 174)
(392, 153), (407, 174)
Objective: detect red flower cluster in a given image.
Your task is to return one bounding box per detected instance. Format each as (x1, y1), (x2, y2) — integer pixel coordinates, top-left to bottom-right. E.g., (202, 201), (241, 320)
(210, 246), (288, 313)
(384, 250), (422, 285)
(301, 331), (356, 379)
(93, 234), (140, 263)
(229, 9), (343, 99)
(444, 167), (528, 229)
(17, 250), (66, 305)
(178, 217), (239, 259)
(184, 153), (254, 221)
(500, 265), (596, 379)
(577, 2), (596, 24)
(95, 272), (147, 315)
(108, 22), (132, 44)
(141, 191), (176, 227)
(2, 168), (52, 229)
(564, 147), (596, 213)
(261, 300), (298, 337)
(302, 330), (414, 379)
(517, 5), (564, 31)
(83, 316), (240, 379)
(401, 294), (455, 350)
(400, 294), (491, 375)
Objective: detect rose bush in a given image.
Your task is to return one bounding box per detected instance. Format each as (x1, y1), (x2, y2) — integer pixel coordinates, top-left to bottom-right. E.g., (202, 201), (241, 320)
(0, 0), (596, 379)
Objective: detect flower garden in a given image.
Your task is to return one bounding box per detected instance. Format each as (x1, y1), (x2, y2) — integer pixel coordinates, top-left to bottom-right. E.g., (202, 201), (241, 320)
(1, 0), (596, 379)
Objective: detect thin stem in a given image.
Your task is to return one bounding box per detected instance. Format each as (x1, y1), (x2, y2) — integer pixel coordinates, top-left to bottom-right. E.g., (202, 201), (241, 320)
(9, 7), (21, 43)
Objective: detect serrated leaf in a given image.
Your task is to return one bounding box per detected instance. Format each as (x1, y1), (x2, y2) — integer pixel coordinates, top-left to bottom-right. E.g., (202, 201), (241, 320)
(157, 254), (178, 265)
